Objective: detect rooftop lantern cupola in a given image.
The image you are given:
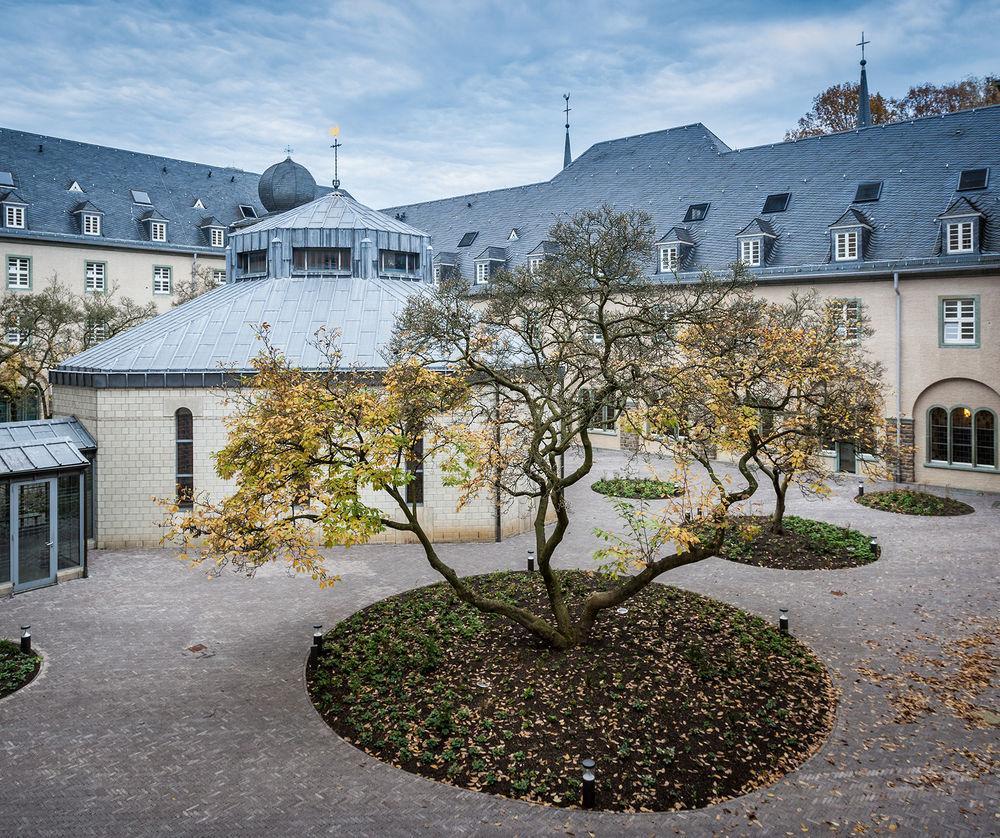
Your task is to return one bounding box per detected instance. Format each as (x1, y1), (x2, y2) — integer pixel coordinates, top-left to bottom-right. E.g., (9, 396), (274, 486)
(227, 133), (433, 285)
(856, 32), (872, 128)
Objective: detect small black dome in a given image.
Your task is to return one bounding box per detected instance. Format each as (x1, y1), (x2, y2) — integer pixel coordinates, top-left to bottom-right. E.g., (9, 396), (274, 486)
(258, 157), (317, 213)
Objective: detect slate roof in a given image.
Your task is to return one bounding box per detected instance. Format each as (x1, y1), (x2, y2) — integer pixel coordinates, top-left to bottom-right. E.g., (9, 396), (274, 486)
(239, 189), (427, 237)
(54, 276), (429, 375)
(0, 127), (306, 253)
(382, 106), (1000, 279)
(0, 437), (90, 478)
(0, 416), (97, 451)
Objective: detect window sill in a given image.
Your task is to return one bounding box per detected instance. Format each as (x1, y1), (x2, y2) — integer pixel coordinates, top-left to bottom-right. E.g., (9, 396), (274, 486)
(923, 461), (998, 474)
(939, 342), (980, 349)
(588, 428), (618, 436)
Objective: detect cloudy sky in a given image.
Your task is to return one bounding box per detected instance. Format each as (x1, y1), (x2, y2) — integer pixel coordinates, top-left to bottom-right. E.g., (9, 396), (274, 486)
(3, 0), (997, 207)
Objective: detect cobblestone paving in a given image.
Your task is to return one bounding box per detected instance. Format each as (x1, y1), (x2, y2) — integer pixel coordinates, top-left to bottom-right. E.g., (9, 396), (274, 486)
(1, 451), (998, 837)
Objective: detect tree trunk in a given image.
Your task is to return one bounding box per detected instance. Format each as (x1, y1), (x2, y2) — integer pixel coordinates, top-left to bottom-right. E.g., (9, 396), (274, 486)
(770, 472), (787, 533)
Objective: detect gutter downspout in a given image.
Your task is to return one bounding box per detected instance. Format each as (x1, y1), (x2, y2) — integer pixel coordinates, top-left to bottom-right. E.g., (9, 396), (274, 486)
(494, 381), (502, 543)
(893, 271), (902, 482)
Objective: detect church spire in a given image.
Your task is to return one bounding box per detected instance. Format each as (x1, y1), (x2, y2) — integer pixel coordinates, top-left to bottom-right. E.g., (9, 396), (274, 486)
(563, 93), (572, 169)
(856, 32), (872, 128)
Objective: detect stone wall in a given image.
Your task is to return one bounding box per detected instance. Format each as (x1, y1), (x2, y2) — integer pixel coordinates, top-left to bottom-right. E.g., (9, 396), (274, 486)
(51, 384), (539, 549)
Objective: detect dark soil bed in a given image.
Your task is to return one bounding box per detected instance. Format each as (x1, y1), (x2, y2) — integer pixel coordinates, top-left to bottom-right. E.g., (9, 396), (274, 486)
(307, 570), (836, 812)
(0, 639), (41, 699)
(719, 515), (877, 570)
(592, 477), (680, 499)
(857, 489), (974, 516)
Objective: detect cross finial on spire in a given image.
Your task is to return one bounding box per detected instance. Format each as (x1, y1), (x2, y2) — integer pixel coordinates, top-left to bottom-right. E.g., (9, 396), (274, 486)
(856, 33), (872, 128)
(330, 137), (342, 189)
(857, 31), (870, 65)
(563, 93), (572, 169)
(283, 144), (294, 156)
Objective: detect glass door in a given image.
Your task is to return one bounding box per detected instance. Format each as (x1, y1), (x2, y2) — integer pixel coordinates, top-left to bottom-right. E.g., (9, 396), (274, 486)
(837, 441), (857, 474)
(12, 478), (56, 592)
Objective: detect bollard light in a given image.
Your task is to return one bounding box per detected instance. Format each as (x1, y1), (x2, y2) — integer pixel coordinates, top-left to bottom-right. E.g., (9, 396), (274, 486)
(857, 481), (865, 498)
(869, 536), (879, 556)
(309, 624), (323, 667)
(615, 606), (628, 616)
(20, 625), (31, 655)
(581, 760), (596, 809)
(581, 757), (595, 770)
(779, 608), (789, 636)
(527, 549), (535, 573)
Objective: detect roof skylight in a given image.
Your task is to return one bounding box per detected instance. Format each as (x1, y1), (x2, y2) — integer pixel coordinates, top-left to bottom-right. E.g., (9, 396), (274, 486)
(458, 231), (478, 247)
(0, 172), (15, 188)
(239, 205), (258, 219)
(958, 168), (989, 191)
(762, 193), (790, 213)
(853, 182), (883, 203)
(683, 203), (710, 222)
(130, 190), (152, 205)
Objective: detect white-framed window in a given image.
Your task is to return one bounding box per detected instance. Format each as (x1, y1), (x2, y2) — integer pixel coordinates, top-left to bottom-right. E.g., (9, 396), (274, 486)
(834, 230), (859, 261)
(209, 227), (224, 248)
(528, 255), (544, 274)
(150, 220), (167, 242)
(4, 321), (26, 345)
(941, 298), (976, 345)
(82, 213), (101, 236)
(433, 264), (442, 282)
(739, 238), (761, 267)
(475, 262), (490, 284)
(6, 256), (30, 289)
(212, 269), (226, 285)
(946, 221), (974, 254)
(828, 297), (861, 341)
(4, 204), (25, 229)
(659, 245), (678, 273)
(153, 265), (172, 295)
(582, 389), (618, 433)
(85, 261), (106, 293)
(89, 323), (108, 343)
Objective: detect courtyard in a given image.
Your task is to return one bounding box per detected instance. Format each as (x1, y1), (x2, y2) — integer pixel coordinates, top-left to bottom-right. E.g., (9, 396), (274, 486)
(0, 450), (997, 837)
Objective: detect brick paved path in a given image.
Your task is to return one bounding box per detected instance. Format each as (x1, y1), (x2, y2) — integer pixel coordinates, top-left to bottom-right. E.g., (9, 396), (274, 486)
(1, 451), (997, 836)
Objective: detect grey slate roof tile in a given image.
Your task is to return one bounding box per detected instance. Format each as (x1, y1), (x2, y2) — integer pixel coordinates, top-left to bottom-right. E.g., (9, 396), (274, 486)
(382, 107), (1000, 278)
(0, 127), (302, 251)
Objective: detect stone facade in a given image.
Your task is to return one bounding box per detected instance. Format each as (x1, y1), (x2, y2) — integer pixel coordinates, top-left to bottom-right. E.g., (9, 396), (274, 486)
(51, 383), (539, 549)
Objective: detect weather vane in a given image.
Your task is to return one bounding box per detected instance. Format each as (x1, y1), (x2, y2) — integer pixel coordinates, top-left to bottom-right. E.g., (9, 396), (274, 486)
(857, 31), (870, 64)
(329, 125), (342, 189)
(563, 92), (571, 129)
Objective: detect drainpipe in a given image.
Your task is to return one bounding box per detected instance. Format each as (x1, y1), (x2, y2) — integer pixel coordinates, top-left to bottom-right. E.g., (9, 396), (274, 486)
(494, 381), (502, 542)
(893, 271), (902, 482)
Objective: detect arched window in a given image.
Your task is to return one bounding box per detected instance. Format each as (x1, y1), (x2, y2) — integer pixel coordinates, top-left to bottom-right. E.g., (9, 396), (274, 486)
(175, 408), (193, 508)
(926, 406), (998, 469)
(974, 410), (996, 468)
(950, 407), (973, 464)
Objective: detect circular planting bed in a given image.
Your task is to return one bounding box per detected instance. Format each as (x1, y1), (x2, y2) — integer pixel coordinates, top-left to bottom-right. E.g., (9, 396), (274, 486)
(592, 476), (680, 500)
(0, 639), (41, 699)
(857, 489), (974, 516)
(308, 570), (836, 812)
(719, 515), (877, 570)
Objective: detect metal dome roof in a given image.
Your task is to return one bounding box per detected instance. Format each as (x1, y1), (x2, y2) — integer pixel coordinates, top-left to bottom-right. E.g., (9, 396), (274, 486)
(257, 156), (318, 213)
(240, 188), (428, 237)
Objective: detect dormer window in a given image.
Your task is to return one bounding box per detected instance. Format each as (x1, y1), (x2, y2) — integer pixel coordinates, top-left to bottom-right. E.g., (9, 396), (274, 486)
(508, 228), (520, 241)
(739, 238), (761, 267)
(946, 221), (974, 254)
(936, 197), (983, 257)
(475, 262), (490, 284)
(4, 204), (25, 229)
(834, 230), (859, 261)
(150, 221), (167, 242)
(210, 227), (224, 247)
(68, 181), (84, 193)
(193, 198), (206, 209)
(82, 213), (101, 235)
(474, 247), (506, 284)
(659, 245), (678, 272)
(828, 208), (872, 263)
(528, 255), (544, 274)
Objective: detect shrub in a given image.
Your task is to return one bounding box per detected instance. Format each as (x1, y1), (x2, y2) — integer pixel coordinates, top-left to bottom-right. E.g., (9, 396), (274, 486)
(592, 477), (679, 500)
(0, 639), (40, 699)
(858, 489), (974, 516)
